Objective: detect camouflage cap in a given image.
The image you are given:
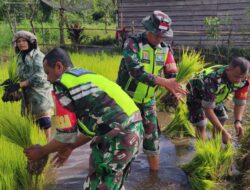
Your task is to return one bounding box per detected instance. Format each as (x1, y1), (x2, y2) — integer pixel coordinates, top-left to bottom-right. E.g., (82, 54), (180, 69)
(13, 30), (37, 47)
(142, 10), (173, 37)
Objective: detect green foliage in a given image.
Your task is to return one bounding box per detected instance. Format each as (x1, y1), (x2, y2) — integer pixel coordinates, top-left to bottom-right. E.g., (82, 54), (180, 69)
(157, 49), (205, 112)
(204, 17), (221, 40)
(92, 0), (116, 23)
(67, 22), (85, 51)
(176, 49), (205, 83)
(163, 101), (195, 138)
(0, 105), (47, 148)
(0, 137), (30, 190)
(245, 8), (250, 18)
(182, 135), (235, 190)
(0, 22), (13, 50)
(8, 58), (18, 82)
(0, 97), (48, 189)
(234, 125), (250, 189)
(39, 0), (54, 22)
(70, 51), (121, 81)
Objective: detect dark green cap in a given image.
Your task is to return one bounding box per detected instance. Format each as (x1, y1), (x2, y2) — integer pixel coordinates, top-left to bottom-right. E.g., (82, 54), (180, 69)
(142, 10), (173, 37)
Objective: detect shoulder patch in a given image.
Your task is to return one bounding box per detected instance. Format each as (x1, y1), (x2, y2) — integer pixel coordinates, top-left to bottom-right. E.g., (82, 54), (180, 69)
(124, 38), (139, 53)
(66, 68), (92, 76)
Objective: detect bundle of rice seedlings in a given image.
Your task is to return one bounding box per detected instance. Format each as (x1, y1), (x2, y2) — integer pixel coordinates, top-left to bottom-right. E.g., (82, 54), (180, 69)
(163, 101), (195, 138)
(0, 136), (30, 190)
(176, 49), (205, 83)
(0, 106), (48, 183)
(181, 134), (235, 190)
(158, 48), (205, 111)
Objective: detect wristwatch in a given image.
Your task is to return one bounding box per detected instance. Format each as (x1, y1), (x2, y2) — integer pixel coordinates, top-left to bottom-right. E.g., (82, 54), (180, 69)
(234, 120), (243, 125)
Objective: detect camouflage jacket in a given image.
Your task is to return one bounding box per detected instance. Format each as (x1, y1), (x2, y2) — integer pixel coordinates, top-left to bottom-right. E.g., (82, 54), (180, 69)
(116, 32), (176, 91)
(16, 49), (53, 117)
(52, 70), (142, 143)
(188, 65), (249, 108)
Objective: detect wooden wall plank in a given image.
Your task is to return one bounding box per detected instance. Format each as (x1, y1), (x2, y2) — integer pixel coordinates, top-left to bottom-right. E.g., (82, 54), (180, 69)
(117, 0), (250, 48)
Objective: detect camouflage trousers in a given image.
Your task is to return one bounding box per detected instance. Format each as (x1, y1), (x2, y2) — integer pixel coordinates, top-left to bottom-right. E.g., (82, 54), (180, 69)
(83, 120), (143, 190)
(136, 98), (160, 156)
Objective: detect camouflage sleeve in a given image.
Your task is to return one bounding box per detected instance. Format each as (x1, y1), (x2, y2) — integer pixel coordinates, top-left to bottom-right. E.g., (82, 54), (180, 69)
(123, 38), (156, 86)
(201, 77), (217, 109)
(27, 53), (47, 87)
(233, 78), (250, 106)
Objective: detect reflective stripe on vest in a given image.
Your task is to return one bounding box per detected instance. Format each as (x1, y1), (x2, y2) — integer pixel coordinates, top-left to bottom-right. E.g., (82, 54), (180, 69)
(126, 44), (169, 103)
(60, 68), (138, 117)
(60, 68), (139, 136)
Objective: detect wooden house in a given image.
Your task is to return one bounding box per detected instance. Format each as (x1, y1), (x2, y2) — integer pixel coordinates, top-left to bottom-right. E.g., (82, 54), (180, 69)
(117, 0), (250, 48)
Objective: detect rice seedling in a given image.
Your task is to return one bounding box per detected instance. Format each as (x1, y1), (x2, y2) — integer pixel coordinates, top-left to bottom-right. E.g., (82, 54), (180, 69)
(176, 49), (206, 83)
(161, 49), (206, 138)
(8, 58), (18, 83)
(181, 134), (235, 190)
(70, 51), (121, 81)
(0, 136), (30, 190)
(163, 101), (195, 138)
(0, 101), (48, 189)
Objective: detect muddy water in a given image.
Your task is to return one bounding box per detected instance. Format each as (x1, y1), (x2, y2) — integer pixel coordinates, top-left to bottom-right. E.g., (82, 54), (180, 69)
(46, 112), (195, 190)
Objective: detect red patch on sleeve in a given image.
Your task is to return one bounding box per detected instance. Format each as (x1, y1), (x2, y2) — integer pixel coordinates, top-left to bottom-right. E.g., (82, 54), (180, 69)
(164, 50), (177, 73)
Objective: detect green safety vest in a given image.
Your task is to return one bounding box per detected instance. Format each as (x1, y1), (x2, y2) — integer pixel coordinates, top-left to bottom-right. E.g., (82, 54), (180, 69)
(201, 65), (243, 103)
(125, 43), (169, 103)
(59, 68), (139, 136)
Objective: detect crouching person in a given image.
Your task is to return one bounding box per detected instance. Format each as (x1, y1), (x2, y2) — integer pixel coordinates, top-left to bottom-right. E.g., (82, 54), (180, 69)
(186, 57), (250, 144)
(24, 48), (144, 190)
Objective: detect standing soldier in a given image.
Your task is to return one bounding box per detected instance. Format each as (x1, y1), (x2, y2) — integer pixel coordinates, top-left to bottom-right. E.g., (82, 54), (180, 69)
(116, 10), (186, 171)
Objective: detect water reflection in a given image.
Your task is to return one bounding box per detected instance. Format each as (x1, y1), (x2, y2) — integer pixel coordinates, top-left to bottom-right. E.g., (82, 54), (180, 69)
(47, 136), (194, 190)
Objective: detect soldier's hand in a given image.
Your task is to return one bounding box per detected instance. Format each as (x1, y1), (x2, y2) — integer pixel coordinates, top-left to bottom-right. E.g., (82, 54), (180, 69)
(234, 121), (244, 139)
(24, 145), (45, 161)
(157, 78), (187, 100)
(52, 146), (73, 167)
(222, 130), (232, 144)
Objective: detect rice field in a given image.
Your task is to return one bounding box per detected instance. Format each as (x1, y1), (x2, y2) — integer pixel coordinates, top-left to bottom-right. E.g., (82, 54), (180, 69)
(1, 50), (250, 190)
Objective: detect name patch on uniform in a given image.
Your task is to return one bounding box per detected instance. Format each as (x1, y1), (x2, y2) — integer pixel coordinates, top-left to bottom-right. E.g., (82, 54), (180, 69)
(52, 115), (72, 129)
(142, 50), (150, 63)
(66, 68), (92, 77)
(155, 53), (165, 66)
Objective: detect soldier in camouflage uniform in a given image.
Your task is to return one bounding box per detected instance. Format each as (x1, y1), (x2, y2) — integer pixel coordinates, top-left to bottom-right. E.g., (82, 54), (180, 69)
(6, 31), (53, 139)
(186, 57), (250, 143)
(116, 10), (186, 171)
(25, 48), (144, 190)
